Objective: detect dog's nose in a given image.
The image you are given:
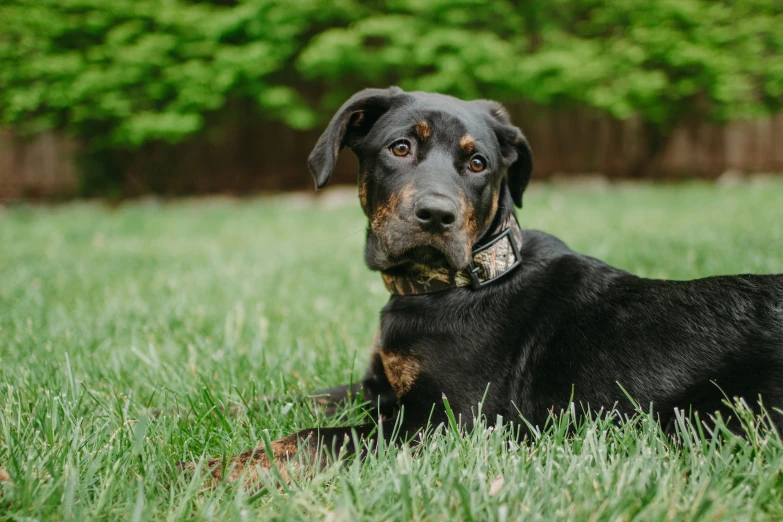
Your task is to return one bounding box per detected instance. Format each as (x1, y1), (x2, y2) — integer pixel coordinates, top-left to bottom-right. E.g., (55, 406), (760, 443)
(414, 196), (457, 232)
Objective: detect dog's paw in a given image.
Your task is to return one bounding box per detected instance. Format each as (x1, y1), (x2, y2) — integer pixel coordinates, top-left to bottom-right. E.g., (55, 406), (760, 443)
(177, 433), (309, 487)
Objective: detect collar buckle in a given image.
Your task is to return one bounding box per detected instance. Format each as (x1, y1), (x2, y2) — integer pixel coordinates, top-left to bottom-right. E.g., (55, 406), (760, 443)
(467, 262), (483, 290)
(465, 221), (522, 290)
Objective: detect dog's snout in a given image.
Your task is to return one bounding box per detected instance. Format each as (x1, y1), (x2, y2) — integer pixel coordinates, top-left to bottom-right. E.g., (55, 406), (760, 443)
(414, 196), (458, 232)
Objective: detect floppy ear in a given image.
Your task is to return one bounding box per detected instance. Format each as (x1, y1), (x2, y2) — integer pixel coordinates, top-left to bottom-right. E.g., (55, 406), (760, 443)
(308, 87), (403, 190)
(475, 100), (534, 207)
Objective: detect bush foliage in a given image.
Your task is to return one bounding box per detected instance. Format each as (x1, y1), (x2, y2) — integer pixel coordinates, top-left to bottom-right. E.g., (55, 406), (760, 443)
(1, 0), (781, 152)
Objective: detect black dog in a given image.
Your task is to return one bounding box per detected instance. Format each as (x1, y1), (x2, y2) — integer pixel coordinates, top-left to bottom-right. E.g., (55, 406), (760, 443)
(189, 87), (783, 483)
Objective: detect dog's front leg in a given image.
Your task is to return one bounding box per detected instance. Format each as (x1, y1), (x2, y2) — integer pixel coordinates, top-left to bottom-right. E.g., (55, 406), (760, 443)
(310, 382), (369, 416)
(311, 330), (398, 418)
(180, 421), (396, 486)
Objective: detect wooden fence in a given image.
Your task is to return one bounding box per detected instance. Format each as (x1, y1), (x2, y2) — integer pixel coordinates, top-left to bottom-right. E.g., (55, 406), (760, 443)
(2, 106), (782, 199)
(0, 130), (80, 198)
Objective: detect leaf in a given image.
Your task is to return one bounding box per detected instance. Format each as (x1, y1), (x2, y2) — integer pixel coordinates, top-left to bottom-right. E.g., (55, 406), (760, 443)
(489, 474), (504, 496)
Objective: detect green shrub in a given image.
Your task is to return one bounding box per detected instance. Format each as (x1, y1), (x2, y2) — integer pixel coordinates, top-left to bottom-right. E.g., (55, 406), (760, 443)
(1, 0), (781, 192)
(0, 0), (355, 146)
(300, 0), (783, 128)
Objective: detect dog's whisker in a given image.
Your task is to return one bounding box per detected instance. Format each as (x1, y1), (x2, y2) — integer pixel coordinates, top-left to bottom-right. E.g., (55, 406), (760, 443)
(340, 229), (367, 241)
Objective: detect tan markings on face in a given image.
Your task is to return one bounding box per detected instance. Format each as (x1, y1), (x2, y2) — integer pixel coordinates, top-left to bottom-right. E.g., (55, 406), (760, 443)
(370, 191), (400, 236)
(358, 171), (369, 213)
(399, 183), (415, 205)
(379, 350), (422, 397)
(459, 134), (475, 155)
(488, 188), (499, 229)
(460, 190), (480, 247)
(414, 120), (431, 141)
(370, 183), (415, 236)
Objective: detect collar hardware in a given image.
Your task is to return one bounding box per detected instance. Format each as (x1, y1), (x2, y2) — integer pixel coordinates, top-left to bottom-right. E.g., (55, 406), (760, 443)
(467, 222), (522, 290)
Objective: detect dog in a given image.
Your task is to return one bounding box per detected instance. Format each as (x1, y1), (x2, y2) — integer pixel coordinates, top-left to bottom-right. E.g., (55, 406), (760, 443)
(183, 87), (783, 484)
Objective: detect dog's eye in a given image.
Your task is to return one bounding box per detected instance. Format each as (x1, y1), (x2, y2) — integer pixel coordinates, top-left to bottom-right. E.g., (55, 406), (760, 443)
(469, 155), (487, 173)
(390, 140), (411, 157)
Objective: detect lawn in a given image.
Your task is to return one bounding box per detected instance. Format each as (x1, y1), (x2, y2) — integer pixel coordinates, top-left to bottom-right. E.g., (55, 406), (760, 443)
(2, 179), (783, 521)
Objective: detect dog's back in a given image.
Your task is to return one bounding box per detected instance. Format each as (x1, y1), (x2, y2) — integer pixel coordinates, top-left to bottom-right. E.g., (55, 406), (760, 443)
(504, 230), (783, 431)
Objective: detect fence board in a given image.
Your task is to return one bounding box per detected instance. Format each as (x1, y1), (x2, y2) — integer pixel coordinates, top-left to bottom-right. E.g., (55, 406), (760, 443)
(1, 109), (782, 199)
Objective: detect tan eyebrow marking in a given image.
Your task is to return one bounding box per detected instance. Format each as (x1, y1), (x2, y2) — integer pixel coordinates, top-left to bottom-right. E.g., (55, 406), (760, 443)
(358, 170), (369, 213)
(414, 120), (431, 141)
(459, 134), (475, 154)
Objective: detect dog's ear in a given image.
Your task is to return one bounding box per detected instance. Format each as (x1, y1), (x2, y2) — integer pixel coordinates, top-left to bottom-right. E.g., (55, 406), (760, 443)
(475, 100), (534, 207)
(308, 87), (403, 190)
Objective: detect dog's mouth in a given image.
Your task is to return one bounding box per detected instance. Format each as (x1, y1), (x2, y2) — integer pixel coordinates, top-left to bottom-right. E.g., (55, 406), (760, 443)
(366, 212), (477, 272)
(371, 231), (472, 272)
(394, 245), (448, 265)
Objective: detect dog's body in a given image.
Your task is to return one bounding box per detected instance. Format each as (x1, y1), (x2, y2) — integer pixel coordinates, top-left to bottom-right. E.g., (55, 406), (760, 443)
(186, 88), (783, 483)
(353, 229), (783, 435)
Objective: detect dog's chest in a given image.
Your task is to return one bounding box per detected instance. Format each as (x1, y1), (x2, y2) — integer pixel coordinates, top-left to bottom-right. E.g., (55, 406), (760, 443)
(375, 299), (512, 403)
(378, 349), (422, 398)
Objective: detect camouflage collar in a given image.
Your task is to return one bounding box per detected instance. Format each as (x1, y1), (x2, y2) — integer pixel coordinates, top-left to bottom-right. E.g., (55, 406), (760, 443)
(381, 213), (523, 295)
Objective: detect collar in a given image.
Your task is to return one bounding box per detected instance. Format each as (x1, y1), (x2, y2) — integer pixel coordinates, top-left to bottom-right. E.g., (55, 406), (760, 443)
(381, 212), (523, 295)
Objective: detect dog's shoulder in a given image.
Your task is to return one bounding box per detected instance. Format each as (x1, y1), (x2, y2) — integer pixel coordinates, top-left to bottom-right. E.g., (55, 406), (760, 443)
(520, 229), (622, 273)
(520, 229), (572, 256)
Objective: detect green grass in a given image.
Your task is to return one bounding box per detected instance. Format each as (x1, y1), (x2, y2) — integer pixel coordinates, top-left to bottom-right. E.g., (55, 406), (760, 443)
(2, 180), (783, 521)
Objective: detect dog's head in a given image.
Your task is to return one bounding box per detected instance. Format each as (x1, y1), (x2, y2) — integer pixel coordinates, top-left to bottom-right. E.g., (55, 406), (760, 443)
(308, 87), (532, 271)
